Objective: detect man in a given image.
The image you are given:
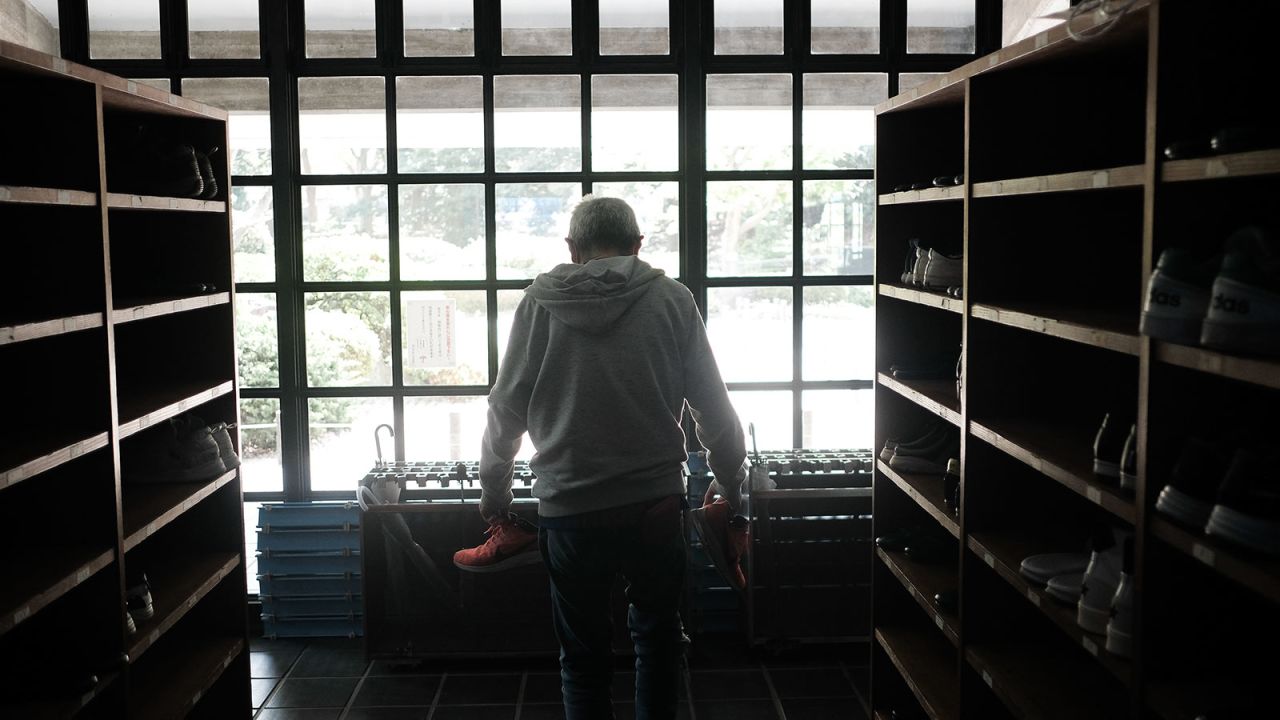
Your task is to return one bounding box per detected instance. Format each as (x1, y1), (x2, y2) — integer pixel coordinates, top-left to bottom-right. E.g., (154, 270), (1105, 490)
(454, 195), (747, 719)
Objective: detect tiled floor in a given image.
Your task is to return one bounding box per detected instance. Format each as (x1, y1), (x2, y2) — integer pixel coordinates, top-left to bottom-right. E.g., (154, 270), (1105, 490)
(250, 635), (870, 720)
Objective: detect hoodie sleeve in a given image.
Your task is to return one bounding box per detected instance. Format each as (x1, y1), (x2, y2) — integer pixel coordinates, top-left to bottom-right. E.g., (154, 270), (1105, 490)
(479, 298), (541, 519)
(680, 303), (748, 507)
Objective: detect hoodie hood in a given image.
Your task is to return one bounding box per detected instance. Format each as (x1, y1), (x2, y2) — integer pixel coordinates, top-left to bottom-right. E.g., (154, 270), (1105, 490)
(526, 255), (666, 334)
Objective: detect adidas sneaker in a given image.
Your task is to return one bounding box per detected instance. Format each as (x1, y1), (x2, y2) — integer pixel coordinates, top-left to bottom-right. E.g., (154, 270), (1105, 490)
(1200, 225), (1280, 356)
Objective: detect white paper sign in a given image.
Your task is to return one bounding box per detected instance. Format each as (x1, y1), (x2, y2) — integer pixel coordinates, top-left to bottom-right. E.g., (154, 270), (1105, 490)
(405, 299), (457, 368)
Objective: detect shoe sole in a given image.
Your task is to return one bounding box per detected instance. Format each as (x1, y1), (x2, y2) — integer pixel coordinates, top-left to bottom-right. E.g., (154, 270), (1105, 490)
(453, 548), (542, 573)
(1092, 459), (1120, 479)
(1119, 470), (1137, 491)
(1105, 620), (1133, 657)
(1155, 485), (1214, 528)
(1140, 311), (1203, 346)
(1205, 504), (1280, 555)
(688, 507), (745, 593)
(888, 455), (946, 474)
(1077, 600), (1111, 635)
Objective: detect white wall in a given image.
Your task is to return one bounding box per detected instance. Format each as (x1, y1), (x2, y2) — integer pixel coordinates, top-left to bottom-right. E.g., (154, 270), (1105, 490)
(0, 0), (58, 55)
(1004, 0), (1069, 45)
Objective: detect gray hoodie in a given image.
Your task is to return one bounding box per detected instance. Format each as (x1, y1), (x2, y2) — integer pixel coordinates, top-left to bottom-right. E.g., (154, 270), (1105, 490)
(479, 255), (746, 518)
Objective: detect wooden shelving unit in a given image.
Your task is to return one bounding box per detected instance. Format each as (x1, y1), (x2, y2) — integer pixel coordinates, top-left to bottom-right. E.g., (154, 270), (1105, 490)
(0, 40), (248, 717)
(877, 548), (960, 646)
(875, 626), (960, 720)
(871, 3), (1279, 718)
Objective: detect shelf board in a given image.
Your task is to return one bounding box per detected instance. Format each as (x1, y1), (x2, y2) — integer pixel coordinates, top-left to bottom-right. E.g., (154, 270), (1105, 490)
(970, 303), (1139, 355)
(876, 547), (960, 647)
(966, 644), (1129, 720)
(968, 532), (1132, 685)
(0, 312), (104, 346)
(878, 283), (964, 315)
(112, 292), (230, 326)
(877, 460), (960, 540)
(117, 380), (235, 439)
(0, 668), (122, 719)
(130, 635), (244, 720)
(877, 373), (962, 427)
(1161, 148), (1280, 183)
(0, 431), (109, 491)
(971, 165), (1145, 198)
(879, 185), (964, 205)
(1150, 516), (1280, 605)
(1146, 676), (1264, 720)
(0, 185), (97, 206)
(123, 470), (238, 552)
(1153, 341), (1280, 391)
(874, 626), (959, 720)
(970, 418), (1136, 524)
(877, 1), (1149, 115)
(105, 193), (226, 213)
(126, 551), (241, 663)
(0, 545), (114, 636)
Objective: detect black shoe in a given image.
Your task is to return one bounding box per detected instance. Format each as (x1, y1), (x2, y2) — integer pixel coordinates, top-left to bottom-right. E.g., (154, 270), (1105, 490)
(1210, 124), (1280, 155)
(904, 533), (954, 564)
(889, 428), (959, 475)
(893, 183), (912, 193)
(1155, 438), (1232, 529)
(875, 524), (922, 552)
(1092, 411), (1133, 480)
(1163, 137), (1213, 161)
(195, 147), (219, 200)
(1205, 448), (1280, 555)
(933, 588), (958, 613)
(880, 420), (947, 462)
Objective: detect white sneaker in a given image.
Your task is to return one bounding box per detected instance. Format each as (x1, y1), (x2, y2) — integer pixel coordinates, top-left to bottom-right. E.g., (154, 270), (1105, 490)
(1077, 527), (1131, 635)
(1105, 568), (1134, 658)
(1045, 572), (1084, 605)
(1019, 552), (1090, 585)
(911, 246), (930, 287)
(923, 249), (962, 290)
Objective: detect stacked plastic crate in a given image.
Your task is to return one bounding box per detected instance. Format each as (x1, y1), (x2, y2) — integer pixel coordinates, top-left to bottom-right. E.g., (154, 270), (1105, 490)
(256, 502), (363, 639)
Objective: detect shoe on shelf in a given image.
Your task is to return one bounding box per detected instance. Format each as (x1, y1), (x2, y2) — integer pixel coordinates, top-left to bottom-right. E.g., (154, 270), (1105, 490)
(124, 414), (227, 484)
(195, 147), (219, 200)
(1077, 525), (1131, 635)
(1105, 538), (1135, 658)
(954, 352), (962, 400)
(1204, 448), (1280, 555)
(911, 244), (931, 287)
(890, 353), (958, 381)
(453, 513), (541, 573)
(893, 183), (912, 193)
(1092, 411), (1133, 481)
(900, 238), (924, 285)
(1019, 552), (1090, 585)
(125, 609), (136, 635)
(1199, 225), (1280, 356)
(874, 524), (924, 553)
(126, 572), (155, 625)
(904, 532), (954, 565)
(922, 249), (963, 290)
(1209, 124), (1280, 155)
(879, 422), (947, 463)
(1155, 437), (1232, 528)
(889, 428), (958, 475)
(943, 459), (960, 516)
(209, 422), (241, 470)
(933, 588), (958, 613)
(1045, 572), (1084, 605)
(910, 181), (932, 190)
(1140, 247), (1220, 346)
(1118, 424), (1138, 492)
(689, 498), (749, 591)
(1162, 137), (1213, 161)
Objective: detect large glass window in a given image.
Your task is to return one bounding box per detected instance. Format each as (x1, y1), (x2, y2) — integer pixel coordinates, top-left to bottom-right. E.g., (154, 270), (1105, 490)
(66, 0), (991, 506)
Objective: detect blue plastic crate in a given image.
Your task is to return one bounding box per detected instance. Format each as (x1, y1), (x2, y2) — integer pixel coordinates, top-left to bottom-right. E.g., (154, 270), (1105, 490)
(256, 549), (362, 576)
(258, 502), (361, 530)
(261, 594), (363, 617)
(261, 613), (363, 639)
(257, 572), (362, 598)
(256, 527), (361, 552)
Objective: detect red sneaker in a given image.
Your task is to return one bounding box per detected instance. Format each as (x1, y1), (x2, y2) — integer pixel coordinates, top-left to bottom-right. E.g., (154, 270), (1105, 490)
(690, 499), (750, 591)
(453, 514), (541, 573)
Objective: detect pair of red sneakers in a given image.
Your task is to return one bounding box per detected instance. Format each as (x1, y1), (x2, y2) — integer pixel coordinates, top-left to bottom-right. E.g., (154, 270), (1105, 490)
(689, 498), (751, 591)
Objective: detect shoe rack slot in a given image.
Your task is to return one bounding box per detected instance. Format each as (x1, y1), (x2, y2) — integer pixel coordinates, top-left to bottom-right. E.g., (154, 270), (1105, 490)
(876, 456), (959, 540)
(876, 103), (965, 197)
(871, 618), (960, 720)
(1153, 176), (1280, 266)
(968, 191), (1143, 323)
(967, 47), (1147, 183)
(750, 495), (871, 641)
(113, 305), (235, 416)
(1154, 3), (1280, 160)
(106, 210), (232, 305)
(876, 546), (959, 648)
(0, 204), (105, 331)
(102, 112), (228, 202)
(125, 479), (244, 565)
(0, 567), (127, 716)
(877, 299), (963, 380)
(121, 468), (238, 552)
(966, 320), (1138, 431)
(123, 549), (242, 664)
(1141, 547), (1277, 720)
(0, 331), (112, 474)
(963, 560), (1130, 720)
(0, 450), (118, 638)
(876, 202), (964, 289)
(964, 438), (1130, 550)
(126, 576), (246, 720)
(0, 74), (100, 190)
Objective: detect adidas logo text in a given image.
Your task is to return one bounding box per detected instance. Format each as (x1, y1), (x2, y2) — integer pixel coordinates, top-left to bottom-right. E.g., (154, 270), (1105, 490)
(1212, 294), (1250, 314)
(1148, 288), (1180, 307)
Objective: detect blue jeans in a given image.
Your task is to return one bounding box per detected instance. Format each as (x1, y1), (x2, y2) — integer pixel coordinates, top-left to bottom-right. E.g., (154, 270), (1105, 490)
(539, 495), (688, 720)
